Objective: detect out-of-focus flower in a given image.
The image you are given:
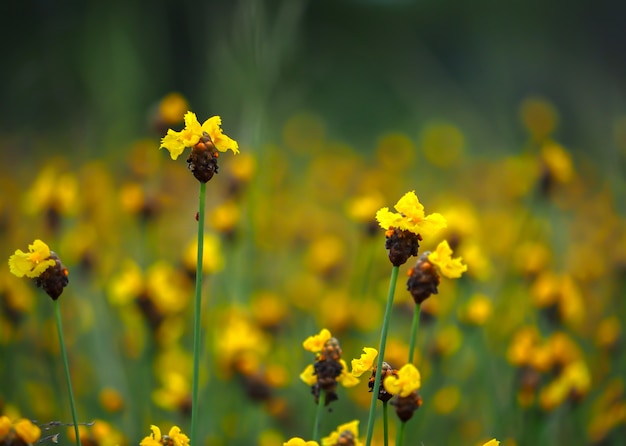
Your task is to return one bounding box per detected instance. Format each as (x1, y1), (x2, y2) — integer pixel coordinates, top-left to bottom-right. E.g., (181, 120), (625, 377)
(482, 440), (500, 446)
(376, 191), (446, 238)
(427, 240), (468, 279)
(99, 387), (124, 413)
(460, 293), (493, 326)
(13, 419), (41, 445)
(433, 385), (460, 414)
(351, 347), (378, 377)
(284, 438), (319, 446)
(383, 363), (421, 397)
(541, 141), (574, 184)
(420, 122), (465, 168)
(140, 425), (189, 446)
(321, 420), (362, 446)
(520, 96), (558, 141)
(0, 417), (41, 446)
(158, 93), (189, 125)
(160, 112), (239, 160)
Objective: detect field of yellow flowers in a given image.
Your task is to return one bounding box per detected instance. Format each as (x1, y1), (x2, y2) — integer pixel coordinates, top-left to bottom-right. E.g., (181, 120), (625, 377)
(1, 2), (625, 446)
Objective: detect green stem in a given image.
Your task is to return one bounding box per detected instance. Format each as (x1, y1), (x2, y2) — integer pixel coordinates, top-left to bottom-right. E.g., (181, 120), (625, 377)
(395, 304), (420, 446)
(408, 304), (421, 364)
(396, 422), (406, 446)
(191, 181), (207, 446)
(382, 401), (389, 446)
(313, 392), (325, 442)
(53, 300), (81, 446)
(365, 265), (400, 446)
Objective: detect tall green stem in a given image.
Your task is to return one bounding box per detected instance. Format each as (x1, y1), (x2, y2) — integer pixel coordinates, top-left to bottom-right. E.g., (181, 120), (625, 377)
(407, 304), (421, 364)
(395, 302), (422, 445)
(382, 401), (389, 446)
(53, 300), (81, 446)
(312, 392), (325, 442)
(365, 265), (399, 446)
(191, 181), (207, 446)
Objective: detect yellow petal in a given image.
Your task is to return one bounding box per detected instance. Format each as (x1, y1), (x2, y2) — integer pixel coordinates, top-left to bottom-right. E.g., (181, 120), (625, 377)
(202, 116), (240, 154)
(160, 130), (186, 160)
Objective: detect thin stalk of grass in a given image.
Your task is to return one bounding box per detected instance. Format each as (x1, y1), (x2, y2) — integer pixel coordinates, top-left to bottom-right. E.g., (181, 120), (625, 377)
(382, 401), (389, 446)
(395, 303), (421, 445)
(53, 300), (81, 446)
(365, 265), (400, 446)
(408, 304), (421, 364)
(313, 392), (325, 442)
(190, 181), (207, 446)
(395, 422), (406, 446)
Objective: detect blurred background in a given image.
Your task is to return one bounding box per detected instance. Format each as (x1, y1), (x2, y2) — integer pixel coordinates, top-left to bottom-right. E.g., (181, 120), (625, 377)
(1, 1), (625, 445)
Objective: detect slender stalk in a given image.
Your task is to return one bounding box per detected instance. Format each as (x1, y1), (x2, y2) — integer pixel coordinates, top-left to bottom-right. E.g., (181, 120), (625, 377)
(191, 181), (207, 446)
(382, 401), (389, 446)
(53, 300), (81, 446)
(408, 304), (421, 364)
(396, 302), (422, 445)
(313, 392), (325, 442)
(396, 422), (406, 446)
(365, 265), (400, 446)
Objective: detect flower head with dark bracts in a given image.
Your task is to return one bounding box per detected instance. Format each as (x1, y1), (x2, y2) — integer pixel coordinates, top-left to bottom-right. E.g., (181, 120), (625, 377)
(368, 362), (398, 403)
(160, 111), (239, 183)
(383, 364), (423, 422)
(376, 191), (447, 266)
(300, 329), (359, 406)
(407, 240), (467, 304)
(8, 239), (69, 300)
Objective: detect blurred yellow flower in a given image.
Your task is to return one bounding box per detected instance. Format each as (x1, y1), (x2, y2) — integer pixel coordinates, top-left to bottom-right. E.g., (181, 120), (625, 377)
(321, 420), (362, 446)
(541, 141), (574, 183)
(140, 425), (189, 446)
(158, 92), (189, 125)
(461, 293), (493, 325)
(303, 328), (332, 353)
(0, 416), (11, 437)
(383, 363), (421, 397)
(8, 239), (56, 278)
(376, 191), (447, 238)
(338, 359), (360, 387)
(160, 111), (239, 160)
(482, 440), (500, 446)
(428, 240), (468, 279)
(433, 385), (461, 414)
(351, 347), (378, 377)
(299, 364), (317, 386)
(13, 419), (41, 445)
(284, 438), (319, 446)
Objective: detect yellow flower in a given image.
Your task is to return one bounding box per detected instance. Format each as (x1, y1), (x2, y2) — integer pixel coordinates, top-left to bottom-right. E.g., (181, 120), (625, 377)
(160, 111), (239, 160)
(303, 328), (332, 353)
(321, 420), (362, 446)
(383, 363), (421, 397)
(140, 425), (189, 446)
(14, 419), (41, 444)
(427, 240), (468, 279)
(0, 416), (11, 436)
(375, 191), (446, 238)
(299, 364), (317, 386)
(8, 239), (56, 278)
(284, 438), (319, 446)
(338, 359), (360, 387)
(482, 440), (500, 446)
(351, 347), (378, 377)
